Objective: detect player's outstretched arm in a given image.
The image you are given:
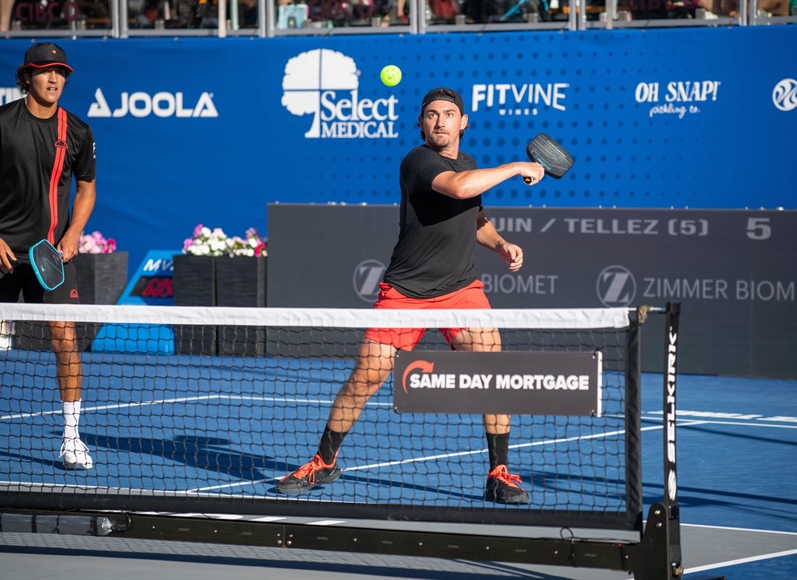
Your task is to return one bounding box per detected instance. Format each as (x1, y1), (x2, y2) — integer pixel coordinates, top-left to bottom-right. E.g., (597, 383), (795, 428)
(432, 162), (545, 200)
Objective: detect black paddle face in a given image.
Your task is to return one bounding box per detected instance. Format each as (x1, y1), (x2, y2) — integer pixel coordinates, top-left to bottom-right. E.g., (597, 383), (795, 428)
(29, 239), (65, 291)
(526, 133), (574, 179)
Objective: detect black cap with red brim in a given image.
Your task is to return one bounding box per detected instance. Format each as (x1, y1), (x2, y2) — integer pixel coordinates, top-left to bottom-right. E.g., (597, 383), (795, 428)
(23, 42), (74, 74)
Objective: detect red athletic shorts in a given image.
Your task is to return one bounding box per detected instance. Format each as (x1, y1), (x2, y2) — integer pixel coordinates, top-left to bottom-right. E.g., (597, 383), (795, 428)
(363, 279), (491, 351)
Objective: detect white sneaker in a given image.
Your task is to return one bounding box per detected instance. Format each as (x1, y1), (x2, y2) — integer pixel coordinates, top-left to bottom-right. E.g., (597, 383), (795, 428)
(60, 438), (94, 470)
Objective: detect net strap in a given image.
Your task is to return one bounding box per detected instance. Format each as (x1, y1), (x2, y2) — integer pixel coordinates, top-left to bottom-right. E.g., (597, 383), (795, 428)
(0, 304), (631, 329)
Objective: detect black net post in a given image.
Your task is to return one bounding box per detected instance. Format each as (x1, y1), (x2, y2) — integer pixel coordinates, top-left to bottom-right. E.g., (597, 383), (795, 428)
(624, 307), (643, 532)
(661, 301), (683, 577)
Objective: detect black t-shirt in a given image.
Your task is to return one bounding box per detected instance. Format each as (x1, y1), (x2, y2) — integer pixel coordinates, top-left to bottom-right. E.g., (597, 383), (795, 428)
(0, 99), (96, 264)
(383, 145), (482, 298)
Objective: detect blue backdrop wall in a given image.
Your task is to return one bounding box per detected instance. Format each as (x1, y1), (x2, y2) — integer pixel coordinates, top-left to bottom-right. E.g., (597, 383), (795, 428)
(1, 27), (795, 272)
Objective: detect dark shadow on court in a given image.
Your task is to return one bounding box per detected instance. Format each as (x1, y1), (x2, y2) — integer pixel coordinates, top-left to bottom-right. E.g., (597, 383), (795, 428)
(0, 449), (84, 472)
(83, 430), (480, 500)
(664, 485), (797, 529)
(83, 431), (274, 481)
(677, 422), (797, 449)
(265, 469), (484, 502)
(674, 486), (797, 507)
(23, 429), (481, 501)
(83, 431), (481, 501)
(637, 477), (797, 530)
(524, 469), (627, 510)
(522, 468), (797, 532)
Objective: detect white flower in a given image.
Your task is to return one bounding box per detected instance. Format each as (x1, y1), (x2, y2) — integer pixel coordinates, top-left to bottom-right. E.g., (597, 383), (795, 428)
(182, 224), (267, 258)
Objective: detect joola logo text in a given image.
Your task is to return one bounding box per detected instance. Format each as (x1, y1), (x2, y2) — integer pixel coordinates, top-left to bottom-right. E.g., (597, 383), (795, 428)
(88, 88), (219, 118)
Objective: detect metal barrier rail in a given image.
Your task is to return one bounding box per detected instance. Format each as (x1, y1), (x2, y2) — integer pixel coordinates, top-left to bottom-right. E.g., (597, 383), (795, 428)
(1, 0), (795, 38)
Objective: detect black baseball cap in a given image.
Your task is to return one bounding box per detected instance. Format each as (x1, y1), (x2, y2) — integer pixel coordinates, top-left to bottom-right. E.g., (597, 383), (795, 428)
(23, 42), (74, 74)
(420, 88), (465, 115)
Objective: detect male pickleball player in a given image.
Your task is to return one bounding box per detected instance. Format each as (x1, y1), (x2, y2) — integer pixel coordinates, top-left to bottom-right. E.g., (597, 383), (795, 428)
(276, 88), (546, 504)
(0, 43), (97, 469)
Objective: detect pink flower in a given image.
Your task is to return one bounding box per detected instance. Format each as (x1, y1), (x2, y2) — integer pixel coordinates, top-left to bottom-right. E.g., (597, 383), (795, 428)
(79, 230), (117, 254)
(183, 224), (267, 257)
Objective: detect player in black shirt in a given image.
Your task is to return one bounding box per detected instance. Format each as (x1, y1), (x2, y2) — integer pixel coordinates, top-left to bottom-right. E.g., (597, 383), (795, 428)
(277, 88), (545, 503)
(0, 43), (97, 470)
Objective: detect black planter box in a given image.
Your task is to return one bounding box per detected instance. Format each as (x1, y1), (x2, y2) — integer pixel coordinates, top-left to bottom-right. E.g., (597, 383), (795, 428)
(216, 256), (267, 356)
(172, 255), (267, 356)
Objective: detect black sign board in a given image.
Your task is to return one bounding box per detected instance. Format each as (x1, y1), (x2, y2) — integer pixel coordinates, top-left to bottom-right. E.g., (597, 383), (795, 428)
(393, 350), (602, 416)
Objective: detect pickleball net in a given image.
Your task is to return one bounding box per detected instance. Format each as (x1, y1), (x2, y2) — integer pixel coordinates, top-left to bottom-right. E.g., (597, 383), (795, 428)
(0, 303), (646, 530)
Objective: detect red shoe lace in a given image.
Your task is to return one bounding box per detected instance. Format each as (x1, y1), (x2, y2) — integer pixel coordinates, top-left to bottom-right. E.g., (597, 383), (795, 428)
(281, 453), (336, 483)
(488, 465), (523, 488)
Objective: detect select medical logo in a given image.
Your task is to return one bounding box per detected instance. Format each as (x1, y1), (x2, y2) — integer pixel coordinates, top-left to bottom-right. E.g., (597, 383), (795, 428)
(88, 88), (219, 118)
(772, 78), (797, 112)
(282, 49), (399, 139)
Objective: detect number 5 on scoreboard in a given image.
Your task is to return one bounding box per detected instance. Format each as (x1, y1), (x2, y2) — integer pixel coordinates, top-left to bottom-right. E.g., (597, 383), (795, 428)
(746, 217), (771, 240)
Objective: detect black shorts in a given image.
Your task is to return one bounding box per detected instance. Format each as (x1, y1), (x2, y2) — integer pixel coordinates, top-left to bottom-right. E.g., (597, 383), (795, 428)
(0, 261), (80, 305)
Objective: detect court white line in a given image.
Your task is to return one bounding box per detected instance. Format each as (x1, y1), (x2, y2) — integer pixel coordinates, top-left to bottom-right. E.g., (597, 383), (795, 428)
(643, 411), (797, 428)
(682, 419), (797, 430)
(0, 395), (393, 422)
(684, 548), (797, 574)
(683, 522), (797, 536)
(0, 396), (226, 421)
(187, 479), (272, 492)
(643, 416), (797, 430)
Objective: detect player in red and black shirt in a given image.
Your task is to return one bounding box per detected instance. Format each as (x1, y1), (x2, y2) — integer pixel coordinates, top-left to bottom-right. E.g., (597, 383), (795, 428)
(0, 43), (97, 470)
(276, 88), (546, 504)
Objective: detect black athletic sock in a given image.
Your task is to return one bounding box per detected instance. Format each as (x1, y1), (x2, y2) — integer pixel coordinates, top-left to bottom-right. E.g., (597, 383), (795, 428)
(317, 426), (347, 465)
(486, 432), (510, 471)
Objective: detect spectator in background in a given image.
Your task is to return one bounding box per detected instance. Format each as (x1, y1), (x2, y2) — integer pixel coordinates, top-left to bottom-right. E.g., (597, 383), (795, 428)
(755, 0), (789, 14)
(696, 0), (737, 14)
(374, 0), (403, 24)
(695, 0), (789, 15)
(0, 0), (13, 31)
(0, 43), (97, 470)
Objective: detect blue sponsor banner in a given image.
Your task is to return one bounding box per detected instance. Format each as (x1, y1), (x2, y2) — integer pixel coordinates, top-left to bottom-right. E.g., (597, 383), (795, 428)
(92, 250), (176, 352)
(0, 28), (795, 275)
(115, 250), (175, 306)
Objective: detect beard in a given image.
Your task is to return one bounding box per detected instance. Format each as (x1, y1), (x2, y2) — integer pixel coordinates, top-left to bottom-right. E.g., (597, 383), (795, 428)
(426, 131), (454, 150)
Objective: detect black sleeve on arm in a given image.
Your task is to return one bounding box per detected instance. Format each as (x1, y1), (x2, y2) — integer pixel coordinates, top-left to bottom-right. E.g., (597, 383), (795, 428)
(73, 126), (96, 182)
(402, 146), (453, 194)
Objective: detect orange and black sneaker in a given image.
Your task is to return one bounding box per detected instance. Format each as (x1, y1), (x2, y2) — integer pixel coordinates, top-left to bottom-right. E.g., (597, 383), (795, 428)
(483, 464), (530, 505)
(275, 453), (341, 495)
